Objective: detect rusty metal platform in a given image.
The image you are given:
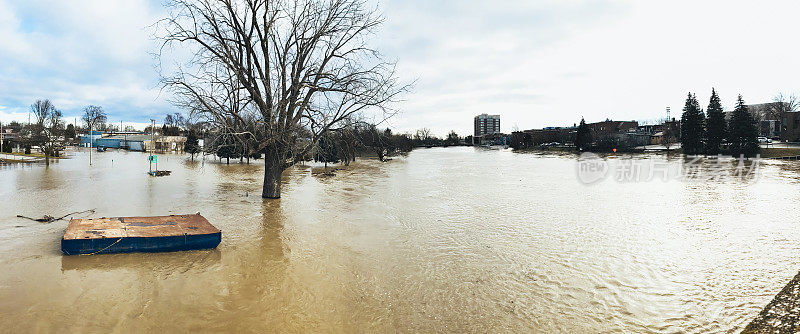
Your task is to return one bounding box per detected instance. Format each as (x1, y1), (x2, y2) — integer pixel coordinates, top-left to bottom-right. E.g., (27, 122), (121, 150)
(61, 213), (221, 255)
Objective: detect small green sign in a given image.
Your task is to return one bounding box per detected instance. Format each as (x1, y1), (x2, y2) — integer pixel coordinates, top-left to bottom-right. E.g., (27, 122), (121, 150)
(148, 155), (157, 163)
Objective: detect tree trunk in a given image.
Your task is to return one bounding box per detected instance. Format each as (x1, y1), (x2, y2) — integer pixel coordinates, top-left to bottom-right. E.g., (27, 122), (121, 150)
(262, 146), (284, 199)
(376, 148), (385, 162)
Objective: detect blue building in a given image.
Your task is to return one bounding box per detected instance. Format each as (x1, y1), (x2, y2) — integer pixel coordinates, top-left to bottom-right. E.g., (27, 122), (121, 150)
(80, 131), (103, 147)
(80, 133), (152, 151)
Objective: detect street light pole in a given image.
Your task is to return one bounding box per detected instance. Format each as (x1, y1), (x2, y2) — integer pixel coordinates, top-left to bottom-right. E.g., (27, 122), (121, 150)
(150, 119), (155, 175)
(89, 122), (92, 166)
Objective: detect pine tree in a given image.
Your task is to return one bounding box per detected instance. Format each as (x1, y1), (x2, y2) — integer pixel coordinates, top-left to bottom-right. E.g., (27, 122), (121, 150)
(215, 134), (239, 164)
(575, 118), (592, 151)
(680, 92), (704, 155)
(185, 130), (200, 161)
(65, 124), (76, 140)
(704, 88), (726, 155)
(728, 95), (760, 157)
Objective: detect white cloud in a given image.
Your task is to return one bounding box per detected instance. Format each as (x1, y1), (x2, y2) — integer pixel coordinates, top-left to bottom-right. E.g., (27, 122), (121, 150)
(0, 0), (168, 124)
(2, 0), (800, 137)
(378, 0), (800, 136)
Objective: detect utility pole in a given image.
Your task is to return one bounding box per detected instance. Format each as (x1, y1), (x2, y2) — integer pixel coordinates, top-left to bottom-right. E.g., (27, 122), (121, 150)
(1, 121), (3, 154)
(150, 119), (155, 175)
(89, 122), (92, 166)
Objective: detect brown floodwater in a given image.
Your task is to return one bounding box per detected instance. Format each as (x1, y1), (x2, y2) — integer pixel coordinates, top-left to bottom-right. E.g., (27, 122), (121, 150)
(1, 147), (800, 332)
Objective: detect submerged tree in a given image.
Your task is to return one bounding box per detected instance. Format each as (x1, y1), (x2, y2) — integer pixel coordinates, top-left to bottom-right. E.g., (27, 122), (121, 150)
(728, 95), (760, 157)
(314, 132), (340, 168)
(215, 134), (239, 164)
(31, 99), (63, 166)
(158, 0), (407, 198)
(333, 121), (359, 166)
(185, 130), (201, 160)
(680, 92), (704, 155)
(704, 88), (726, 155)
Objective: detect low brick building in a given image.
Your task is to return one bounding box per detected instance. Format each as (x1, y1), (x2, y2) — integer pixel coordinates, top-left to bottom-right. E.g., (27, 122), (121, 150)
(588, 120), (638, 138)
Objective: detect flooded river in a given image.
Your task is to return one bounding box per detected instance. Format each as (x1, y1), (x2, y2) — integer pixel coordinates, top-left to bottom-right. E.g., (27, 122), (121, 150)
(2, 147), (800, 332)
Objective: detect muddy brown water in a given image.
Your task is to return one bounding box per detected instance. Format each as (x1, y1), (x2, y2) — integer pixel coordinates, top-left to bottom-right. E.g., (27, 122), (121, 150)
(1, 147), (800, 332)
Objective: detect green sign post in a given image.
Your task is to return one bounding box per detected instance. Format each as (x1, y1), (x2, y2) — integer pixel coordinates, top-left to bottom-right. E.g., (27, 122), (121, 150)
(148, 155), (158, 175)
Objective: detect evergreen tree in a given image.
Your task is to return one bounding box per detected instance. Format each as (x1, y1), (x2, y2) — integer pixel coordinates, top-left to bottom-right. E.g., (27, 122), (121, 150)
(2, 139), (12, 153)
(446, 131), (460, 146)
(215, 135), (238, 164)
(728, 95), (760, 157)
(704, 88), (726, 154)
(680, 92), (704, 155)
(65, 124), (76, 140)
(185, 130), (201, 161)
(575, 117), (592, 151)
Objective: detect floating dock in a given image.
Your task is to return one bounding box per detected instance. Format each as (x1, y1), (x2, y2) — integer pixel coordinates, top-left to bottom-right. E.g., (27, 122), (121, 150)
(61, 214), (221, 255)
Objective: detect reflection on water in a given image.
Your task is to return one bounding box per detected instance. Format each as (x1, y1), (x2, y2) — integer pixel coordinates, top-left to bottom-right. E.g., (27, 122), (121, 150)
(1, 147), (799, 332)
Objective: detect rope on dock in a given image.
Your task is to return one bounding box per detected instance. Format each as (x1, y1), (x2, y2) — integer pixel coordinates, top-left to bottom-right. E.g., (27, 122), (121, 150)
(80, 237), (124, 256)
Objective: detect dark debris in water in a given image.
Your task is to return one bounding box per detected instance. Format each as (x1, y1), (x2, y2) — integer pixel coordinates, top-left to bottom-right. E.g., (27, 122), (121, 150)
(15, 209), (96, 223)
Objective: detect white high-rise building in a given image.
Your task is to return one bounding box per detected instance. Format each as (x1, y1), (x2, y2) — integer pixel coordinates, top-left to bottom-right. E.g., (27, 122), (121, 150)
(474, 114), (500, 138)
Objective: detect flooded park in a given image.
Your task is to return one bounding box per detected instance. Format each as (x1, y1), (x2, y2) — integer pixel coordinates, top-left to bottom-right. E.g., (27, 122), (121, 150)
(2, 147), (800, 332)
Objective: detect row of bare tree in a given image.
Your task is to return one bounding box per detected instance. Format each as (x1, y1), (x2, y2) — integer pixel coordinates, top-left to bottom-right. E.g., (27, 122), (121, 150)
(203, 120), (445, 166)
(8, 101), (111, 165)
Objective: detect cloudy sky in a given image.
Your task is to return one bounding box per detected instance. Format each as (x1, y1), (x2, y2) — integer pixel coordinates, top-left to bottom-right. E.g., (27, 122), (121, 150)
(1, 0), (799, 136)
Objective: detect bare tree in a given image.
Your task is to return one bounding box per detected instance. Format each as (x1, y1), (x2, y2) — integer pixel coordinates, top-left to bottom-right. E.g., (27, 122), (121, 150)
(414, 128), (432, 142)
(165, 114), (175, 127)
(157, 0), (407, 198)
(31, 99), (64, 166)
(769, 93), (799, 119)
(82, 105), (107, 132)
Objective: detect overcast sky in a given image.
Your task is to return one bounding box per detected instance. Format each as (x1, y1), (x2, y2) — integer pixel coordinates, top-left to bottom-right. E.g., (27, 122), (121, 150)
(1, 0), (799, 136)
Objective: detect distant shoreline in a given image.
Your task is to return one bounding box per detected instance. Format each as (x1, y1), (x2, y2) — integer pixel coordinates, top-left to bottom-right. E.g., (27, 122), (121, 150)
(512, 146), (800, 159)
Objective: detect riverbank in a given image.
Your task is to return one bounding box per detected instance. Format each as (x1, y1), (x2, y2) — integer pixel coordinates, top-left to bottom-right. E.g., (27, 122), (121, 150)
(743, 271), (800, 333)
(0, 151), (67, 163)
(0, 152), (42, 163)
(513, 146), (800, 159)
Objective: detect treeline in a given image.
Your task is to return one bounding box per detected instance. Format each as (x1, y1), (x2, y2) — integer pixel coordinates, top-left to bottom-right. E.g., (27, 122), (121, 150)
(680, 89), (760, 157)
(204, 122), (463, 165)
